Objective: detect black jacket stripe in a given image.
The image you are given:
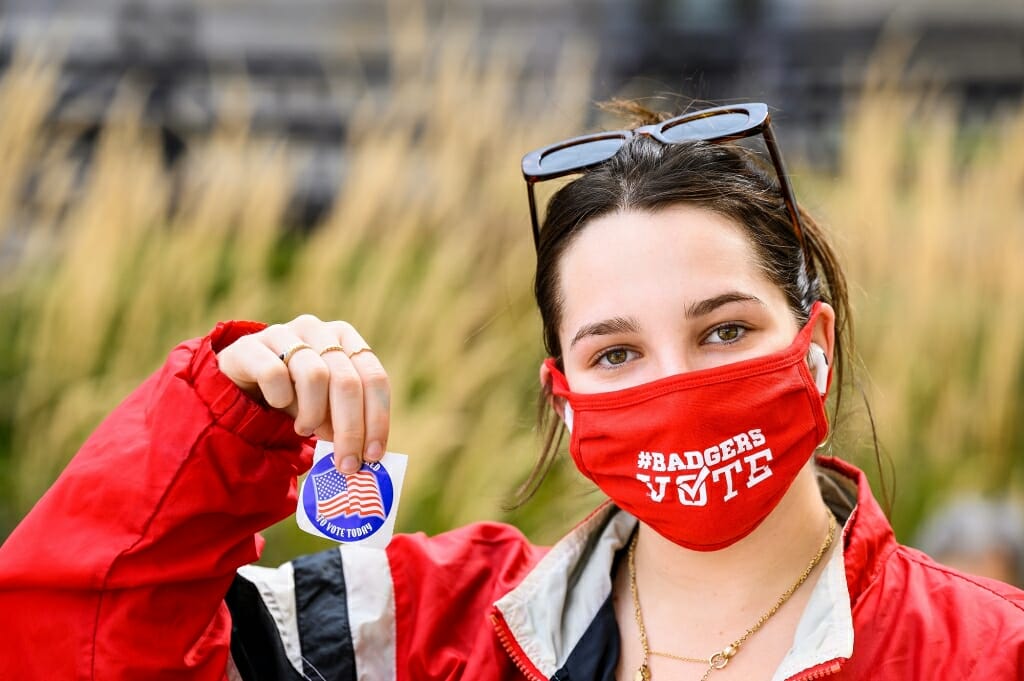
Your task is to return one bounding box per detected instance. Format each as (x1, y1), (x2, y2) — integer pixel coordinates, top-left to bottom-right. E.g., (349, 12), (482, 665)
(226, 573), (307, 681)
(293, 549), (357, 681)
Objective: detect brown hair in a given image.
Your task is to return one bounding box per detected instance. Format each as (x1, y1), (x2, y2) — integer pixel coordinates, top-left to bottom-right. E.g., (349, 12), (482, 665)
(516, 104), (853, 503)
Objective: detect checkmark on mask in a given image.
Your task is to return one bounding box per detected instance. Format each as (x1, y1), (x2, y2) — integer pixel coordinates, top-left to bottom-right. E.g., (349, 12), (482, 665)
(676, 466), (711, 506)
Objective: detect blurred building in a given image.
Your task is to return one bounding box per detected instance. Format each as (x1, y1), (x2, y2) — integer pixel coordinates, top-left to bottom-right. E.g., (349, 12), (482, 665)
(595, 0), (1024, 164)
(0, 0), (1022, 222)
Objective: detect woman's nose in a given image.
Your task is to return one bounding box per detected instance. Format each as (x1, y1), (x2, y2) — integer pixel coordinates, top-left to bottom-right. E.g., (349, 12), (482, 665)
(651, 351), (694, 379)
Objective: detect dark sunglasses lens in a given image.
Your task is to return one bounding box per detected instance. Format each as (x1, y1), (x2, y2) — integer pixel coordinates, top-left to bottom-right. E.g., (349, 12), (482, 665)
(660, 112), (752, 142)
(538, 137), (625, 174)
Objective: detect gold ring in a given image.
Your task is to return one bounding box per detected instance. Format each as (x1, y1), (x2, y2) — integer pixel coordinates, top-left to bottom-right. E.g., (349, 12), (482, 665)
(346, 346), (374, 359)
(319, 344), (346, 357)
(279, 342), (313, 366)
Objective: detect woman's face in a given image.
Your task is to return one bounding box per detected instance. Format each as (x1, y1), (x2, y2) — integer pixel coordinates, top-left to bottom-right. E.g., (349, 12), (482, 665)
(549, 204), (834, 394)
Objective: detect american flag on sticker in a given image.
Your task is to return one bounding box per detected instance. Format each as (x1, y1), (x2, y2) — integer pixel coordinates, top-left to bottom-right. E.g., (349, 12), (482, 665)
(312, 468), (386, 521)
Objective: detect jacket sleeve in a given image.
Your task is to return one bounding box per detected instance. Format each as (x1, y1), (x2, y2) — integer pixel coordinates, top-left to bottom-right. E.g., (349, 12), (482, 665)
(0, 320), (314, 681)
(223, 521), (547, 681)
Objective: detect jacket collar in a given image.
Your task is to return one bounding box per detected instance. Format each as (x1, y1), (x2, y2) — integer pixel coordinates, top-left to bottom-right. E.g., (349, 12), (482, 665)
(815, 456), (899, 605)
(492, 457), (895, 679)
(492, 501), (629, 678)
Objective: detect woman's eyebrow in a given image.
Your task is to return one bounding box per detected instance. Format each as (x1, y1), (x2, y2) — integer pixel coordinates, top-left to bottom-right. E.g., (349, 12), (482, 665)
(686, 292), (765, 319)
(568, 294), (763, 350)
(569, 316), (640, 350)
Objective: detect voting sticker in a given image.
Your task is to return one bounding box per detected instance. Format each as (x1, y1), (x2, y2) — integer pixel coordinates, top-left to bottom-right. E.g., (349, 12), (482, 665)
(297, 440), (407, 548)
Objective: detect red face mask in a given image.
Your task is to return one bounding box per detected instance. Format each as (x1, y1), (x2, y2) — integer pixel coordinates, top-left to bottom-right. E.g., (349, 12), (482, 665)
(546, 303), (831, 551)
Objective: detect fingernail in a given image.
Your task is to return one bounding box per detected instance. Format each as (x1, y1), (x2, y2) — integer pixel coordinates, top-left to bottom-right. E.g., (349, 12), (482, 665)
(339, 455), (361, 474)
(364, 440), (383, 462)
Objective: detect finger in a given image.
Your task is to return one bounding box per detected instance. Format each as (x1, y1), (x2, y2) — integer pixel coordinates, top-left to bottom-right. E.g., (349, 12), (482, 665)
(279, 322), (361, 474)
(331, 322), (391, 465)
(263, 325), (328, 435)
(312, 419), (335, 444)
(323, 351), (365, 474)
(286, 316), (367, 470)
(219, 332), (296, 410)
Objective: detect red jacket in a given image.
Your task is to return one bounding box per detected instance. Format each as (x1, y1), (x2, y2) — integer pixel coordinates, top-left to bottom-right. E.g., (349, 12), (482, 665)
(1, 321), (1022, 680)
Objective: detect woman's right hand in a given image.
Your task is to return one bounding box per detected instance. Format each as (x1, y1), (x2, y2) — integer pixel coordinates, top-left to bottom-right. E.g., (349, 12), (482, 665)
(215, 314), (390, 474)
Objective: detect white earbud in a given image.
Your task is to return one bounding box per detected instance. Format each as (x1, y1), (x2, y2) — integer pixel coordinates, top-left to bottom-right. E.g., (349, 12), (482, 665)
(561, 402), (574, 433)
(807, 342), (829, 394)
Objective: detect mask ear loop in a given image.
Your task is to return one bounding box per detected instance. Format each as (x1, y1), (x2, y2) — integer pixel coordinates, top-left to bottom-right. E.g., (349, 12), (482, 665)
(816, 426), (832, 452)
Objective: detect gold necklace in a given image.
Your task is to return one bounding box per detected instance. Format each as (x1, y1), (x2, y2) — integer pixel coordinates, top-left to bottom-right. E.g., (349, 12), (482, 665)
(628, 511), (836, 681)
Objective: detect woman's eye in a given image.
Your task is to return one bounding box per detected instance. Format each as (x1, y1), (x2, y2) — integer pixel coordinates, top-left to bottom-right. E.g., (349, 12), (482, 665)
(596, 348), (633, 367)
(706, 324), (745, 344)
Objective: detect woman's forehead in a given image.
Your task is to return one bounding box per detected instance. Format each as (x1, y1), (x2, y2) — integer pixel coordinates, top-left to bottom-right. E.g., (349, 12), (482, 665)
(565, 205), (765, 282)
(556, 205), (776, 320)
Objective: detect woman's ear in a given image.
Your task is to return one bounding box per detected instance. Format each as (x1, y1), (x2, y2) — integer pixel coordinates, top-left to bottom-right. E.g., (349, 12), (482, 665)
(811, 302), (837, 366)
(539, 361), (566, 420)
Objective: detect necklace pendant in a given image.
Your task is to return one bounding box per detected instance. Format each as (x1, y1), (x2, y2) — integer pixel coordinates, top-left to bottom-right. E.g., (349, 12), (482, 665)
(635, 663), (651, 681)
(709, 652), (730, 670)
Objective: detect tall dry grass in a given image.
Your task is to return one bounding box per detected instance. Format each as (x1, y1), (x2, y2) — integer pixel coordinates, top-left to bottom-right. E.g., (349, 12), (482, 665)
(824, 55), (1024, 536)
(1, 30), (1021, 563)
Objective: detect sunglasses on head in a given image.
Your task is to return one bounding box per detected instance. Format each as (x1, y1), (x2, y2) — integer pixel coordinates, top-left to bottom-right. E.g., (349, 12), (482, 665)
(521, 102), (806, 254)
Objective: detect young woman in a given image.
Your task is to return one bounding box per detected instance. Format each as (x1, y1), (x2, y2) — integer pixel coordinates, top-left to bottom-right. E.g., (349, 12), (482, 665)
(0, 103), (1021, 681)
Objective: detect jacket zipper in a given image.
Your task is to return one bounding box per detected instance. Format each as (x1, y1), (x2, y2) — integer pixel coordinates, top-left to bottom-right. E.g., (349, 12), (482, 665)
(786, 659), (843, 681)
(490, 610), (547, 681)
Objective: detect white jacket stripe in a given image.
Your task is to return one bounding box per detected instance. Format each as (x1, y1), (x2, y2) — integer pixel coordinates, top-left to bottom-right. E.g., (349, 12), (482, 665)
(340, 545), (397, 680)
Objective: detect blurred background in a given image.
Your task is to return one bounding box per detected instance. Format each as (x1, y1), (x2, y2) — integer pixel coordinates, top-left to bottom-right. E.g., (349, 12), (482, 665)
(0, 0), (1022, 580)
